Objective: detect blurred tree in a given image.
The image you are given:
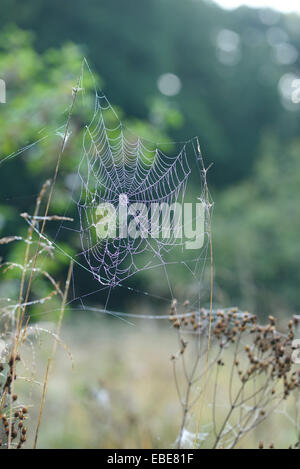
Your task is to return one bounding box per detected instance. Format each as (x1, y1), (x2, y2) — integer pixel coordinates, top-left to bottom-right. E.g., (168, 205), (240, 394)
(0, 26), (91, 230)
(0, 26), (178, 312)
(0, 26), (96, 311)
(214, 133), (300, 314)
(1, 0), (300, 185)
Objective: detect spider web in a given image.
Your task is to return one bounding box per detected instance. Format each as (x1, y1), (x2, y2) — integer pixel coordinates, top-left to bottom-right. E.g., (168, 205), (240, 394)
(56, 82), (212, 313)
(0, 62), (212, 317)
(77, 93), (192, 288)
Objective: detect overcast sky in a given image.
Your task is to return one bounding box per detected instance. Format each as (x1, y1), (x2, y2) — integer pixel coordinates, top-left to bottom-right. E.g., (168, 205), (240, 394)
(213, 0), (300, 14)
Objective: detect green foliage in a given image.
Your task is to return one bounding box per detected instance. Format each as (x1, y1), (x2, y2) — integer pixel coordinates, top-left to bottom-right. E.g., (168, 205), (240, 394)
(2, 0), (300, 185)
(214, 134), (300, 313)
(0, 26), (175, 314)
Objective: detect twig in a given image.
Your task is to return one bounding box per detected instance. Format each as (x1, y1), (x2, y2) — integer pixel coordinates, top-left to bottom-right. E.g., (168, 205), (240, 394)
(194, 138), (214, 446)
(33, 260), (73, 449)
(33, 359), (51, 450)
(21, 213), (74, 222)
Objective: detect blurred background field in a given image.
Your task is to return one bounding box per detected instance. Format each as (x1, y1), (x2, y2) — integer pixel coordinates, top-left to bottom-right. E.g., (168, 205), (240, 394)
(18, 318), (299, 450)
(1, 0), (300, 449)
